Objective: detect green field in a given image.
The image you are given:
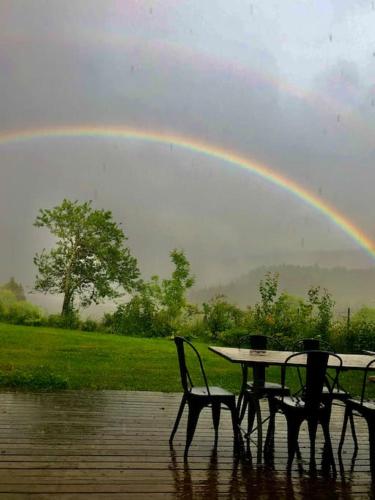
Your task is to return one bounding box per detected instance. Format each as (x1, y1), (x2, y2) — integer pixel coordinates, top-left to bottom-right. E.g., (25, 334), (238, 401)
(0, 323), (242, 392)
(0, 322), (373, 397)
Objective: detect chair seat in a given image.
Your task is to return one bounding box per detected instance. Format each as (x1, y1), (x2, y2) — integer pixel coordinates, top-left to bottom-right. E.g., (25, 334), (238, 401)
(170, 337), (240, 457)
(246, 380), (289, 394)
(321, 387), (350, 400)
(190, 386), (234, 398)
(274, 395), (326, 412)
(346, 398), (375, 414)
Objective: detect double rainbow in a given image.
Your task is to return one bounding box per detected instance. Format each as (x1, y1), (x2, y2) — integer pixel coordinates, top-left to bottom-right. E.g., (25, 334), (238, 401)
(1, 125), (374, 261)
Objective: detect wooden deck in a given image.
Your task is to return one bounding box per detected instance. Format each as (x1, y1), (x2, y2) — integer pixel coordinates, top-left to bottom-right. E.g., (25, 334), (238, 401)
(0, 391), (373, 498)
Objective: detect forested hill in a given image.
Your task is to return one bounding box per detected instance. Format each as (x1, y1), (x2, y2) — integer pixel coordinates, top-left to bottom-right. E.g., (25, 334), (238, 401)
(191, 265), (375, 312)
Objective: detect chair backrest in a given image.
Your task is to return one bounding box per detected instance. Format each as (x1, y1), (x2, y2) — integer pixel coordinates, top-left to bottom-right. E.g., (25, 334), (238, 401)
(239, 334), (284, 386)
(173, 337), (210, 395)
(302, 338), (320, 350)
(293, 337), (334, 352)
(282, 350), (343, 410)
(360, 358), (375, 404)
(239, 334), (285, 350)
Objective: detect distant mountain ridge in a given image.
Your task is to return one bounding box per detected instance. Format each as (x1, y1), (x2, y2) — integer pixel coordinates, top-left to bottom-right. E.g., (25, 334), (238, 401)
(191, 265), (375, 313)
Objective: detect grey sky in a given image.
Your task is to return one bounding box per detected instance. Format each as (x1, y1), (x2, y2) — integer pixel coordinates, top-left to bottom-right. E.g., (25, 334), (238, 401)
(1, 0), (375, 311)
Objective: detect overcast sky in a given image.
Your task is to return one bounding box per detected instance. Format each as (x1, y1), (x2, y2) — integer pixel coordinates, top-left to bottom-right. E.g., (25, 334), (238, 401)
(1, 0), (375, 310)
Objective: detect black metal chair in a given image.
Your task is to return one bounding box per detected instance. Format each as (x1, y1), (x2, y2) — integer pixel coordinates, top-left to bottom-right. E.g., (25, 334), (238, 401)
(293, 337), (332, 351)
(271, 350), (343, 471)
(293, 337), (349, 403)
(237, 334), (290, 452)
(169, 336), (239, 458)
(338, 358), (375, 471)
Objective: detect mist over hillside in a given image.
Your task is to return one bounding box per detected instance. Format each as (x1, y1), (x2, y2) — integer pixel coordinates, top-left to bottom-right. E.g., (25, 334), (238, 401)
(191, 265), (375, 314)
(22, 250), (375, 317)
(191, 249), (374, 289)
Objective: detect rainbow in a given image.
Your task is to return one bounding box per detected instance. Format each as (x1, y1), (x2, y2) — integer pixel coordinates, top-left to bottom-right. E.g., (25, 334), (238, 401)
(3, 31), (373, 146)
(1, 124), (374, 261)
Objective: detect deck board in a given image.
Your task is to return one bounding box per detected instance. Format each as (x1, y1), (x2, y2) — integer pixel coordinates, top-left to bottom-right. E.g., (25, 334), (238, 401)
(0, 391), (373, 498)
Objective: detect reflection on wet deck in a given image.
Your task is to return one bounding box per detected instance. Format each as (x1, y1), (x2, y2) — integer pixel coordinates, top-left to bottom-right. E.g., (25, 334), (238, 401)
(0, 391), (372, 498)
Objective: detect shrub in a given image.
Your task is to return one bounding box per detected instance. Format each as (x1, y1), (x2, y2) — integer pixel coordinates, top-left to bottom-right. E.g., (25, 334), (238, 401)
(111, 297), (156, 336)
(175, 317), (210, 340)
(218, 326), (249, 346)
(0, 291), (44, 326)
(109, 297), (174, 337)
(330, 314), (375, 354)
(80, 319), (98, 332)
(6, 301), (44, 325)
(47, 311), (80, 330)
(349, 319), (375, 353)
(202, 295), (245, 339)
(0, 290), (45, 326)
(1, 277), (25, 301)
(0, 289), (18, 311)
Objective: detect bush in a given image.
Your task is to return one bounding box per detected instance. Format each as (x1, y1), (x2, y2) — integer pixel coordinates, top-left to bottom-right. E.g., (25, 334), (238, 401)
(349, 319), (375, 353)
(47, 311), (80, 330)
(329, 315), (375, 354)
(110, 298), (155, 336)
(109, 298), (174, 337)
(202, 295), (245, 339)
(0, 290), (45, 326)
(6, 301), (44, 325)
(80, 319), (98, 332)
(0, 289), (17, 311)
(175, 317), (210, 340)
(218, 326), (249, 346)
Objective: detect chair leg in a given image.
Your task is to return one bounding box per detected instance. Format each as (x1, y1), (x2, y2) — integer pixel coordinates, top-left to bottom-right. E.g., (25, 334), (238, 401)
(265, 397), (277, 452)
(307, 417), (319, 462)
(184, 401), (203, 459)
(237, 389), (246, 422)
(367, 420), (375, 476)
(321, 415), (336, 475)
(252, 397), (263, 464)
(246, 395), (257, 435)
(212, 401), (221, 447)
(238, 391), (250, 424)
(338, 405), (349, 454)
(285, 415), (303, 471)
(349, 410), (358, 450)
(227, 398), (240, 449)
(169, 394), (187, 444)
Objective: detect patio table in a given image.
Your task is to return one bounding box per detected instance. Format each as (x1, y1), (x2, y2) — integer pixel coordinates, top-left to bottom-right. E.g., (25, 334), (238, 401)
(208, 347), (375, 371)
(209, 346), (375, 462)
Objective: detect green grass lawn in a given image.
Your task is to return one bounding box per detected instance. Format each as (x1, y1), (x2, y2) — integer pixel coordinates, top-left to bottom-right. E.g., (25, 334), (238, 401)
(0, 322), (373, 397)
(0, 322), (242, 392)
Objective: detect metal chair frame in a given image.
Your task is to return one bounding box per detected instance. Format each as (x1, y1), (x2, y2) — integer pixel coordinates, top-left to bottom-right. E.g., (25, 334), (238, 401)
(271, 350), (343, 471)
(338, 357), (375, 466)
(236, 334), (290, 460)
(293, 338), (349, 402)
(169, 336), (239, 458)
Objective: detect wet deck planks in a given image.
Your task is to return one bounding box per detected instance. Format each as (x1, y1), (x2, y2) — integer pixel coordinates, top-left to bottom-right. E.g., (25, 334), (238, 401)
(0, 391), (373, 498)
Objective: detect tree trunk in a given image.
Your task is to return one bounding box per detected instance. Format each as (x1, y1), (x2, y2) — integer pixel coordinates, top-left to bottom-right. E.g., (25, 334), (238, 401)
(61, 292), (73, 317)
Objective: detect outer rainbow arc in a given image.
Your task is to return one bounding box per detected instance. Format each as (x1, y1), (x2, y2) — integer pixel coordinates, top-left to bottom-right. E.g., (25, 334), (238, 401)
(1, 124), (374, 262)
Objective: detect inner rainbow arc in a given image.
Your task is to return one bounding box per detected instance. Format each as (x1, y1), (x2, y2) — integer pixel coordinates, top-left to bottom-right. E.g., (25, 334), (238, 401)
(1, 124), (374, 262)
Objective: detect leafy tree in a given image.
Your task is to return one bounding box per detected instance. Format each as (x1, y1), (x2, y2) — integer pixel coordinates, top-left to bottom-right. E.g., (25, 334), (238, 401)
(254, 272), (280, 333)
(110, 249), (194, 336)
(1, 277), (25, 301)
(252, 273), (335, 340)
(307, 286), (335, 340)
(33, 199), (140, 316)
(152, 249), (195, 324)
(203, 294), (244, 339)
